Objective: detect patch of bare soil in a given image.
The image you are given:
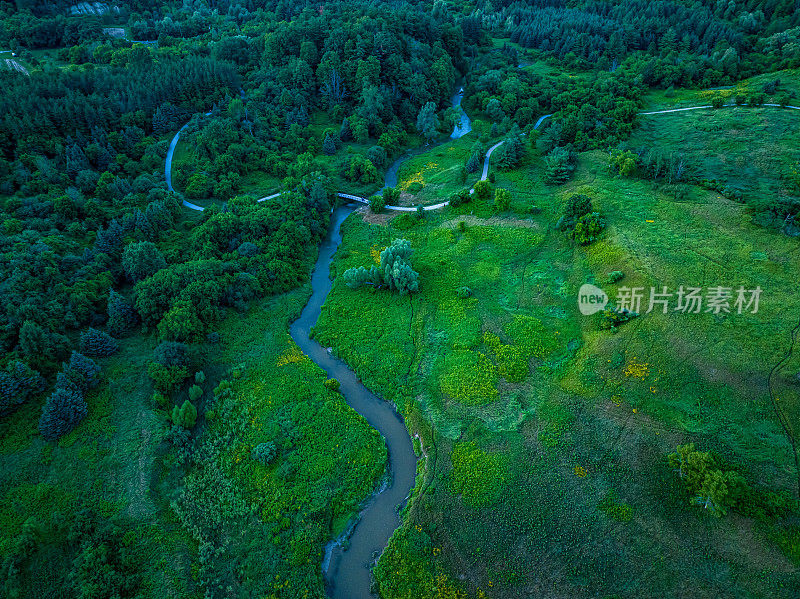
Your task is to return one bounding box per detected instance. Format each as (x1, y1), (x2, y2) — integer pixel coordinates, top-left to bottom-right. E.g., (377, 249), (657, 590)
(443, 215), (540, 229)
(358, 205), (394, 225)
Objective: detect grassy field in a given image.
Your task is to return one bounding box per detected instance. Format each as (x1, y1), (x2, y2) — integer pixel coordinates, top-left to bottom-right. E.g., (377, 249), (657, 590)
(312, 130), (800, 596)
(393, 133), (480, 206)
(628, 104), (800, 227)
(641, 68), (800, 110)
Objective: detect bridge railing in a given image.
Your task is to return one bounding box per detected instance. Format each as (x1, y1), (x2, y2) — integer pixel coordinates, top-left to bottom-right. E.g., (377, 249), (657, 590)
(337, 192), (369, 204)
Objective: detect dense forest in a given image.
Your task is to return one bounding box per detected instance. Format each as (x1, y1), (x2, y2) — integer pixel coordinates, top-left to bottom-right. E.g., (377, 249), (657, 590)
(1, 0), (799, 597)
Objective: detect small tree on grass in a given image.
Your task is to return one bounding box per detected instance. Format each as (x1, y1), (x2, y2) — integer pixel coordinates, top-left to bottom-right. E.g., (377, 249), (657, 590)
(571, 212), (606, 245)
(494, 188), (511, 211)
(107, 290), (138, 337)
(80, 328), (119, 357)
(608, 149), (637, 176)
(668, 443), (745, 517)
(39, 385), (88, 441)
(544, 146), (576, 184)
(465, 152), (481, 174)
(557, 194), (593, 231)
(369, 195), (385, 213)
(343, 238), (419, 295)
(323, 133), (337, 155)
(61, 352), (100, 393)
(252, 441), (277, 465)
(171, 400), (197, 429)
(473, 180), (491, 201)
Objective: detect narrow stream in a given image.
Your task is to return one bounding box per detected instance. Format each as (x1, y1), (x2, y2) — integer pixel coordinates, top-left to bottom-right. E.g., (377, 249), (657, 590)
(382, 84), (472, 189)
(289, 205), (418, 599)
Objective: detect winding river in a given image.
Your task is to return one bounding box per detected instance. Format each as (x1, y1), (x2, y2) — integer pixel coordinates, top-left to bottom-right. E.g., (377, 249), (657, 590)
(381, 84), (473, 191)
(289, 205), (417, 599)
(162, 85), (800, 597)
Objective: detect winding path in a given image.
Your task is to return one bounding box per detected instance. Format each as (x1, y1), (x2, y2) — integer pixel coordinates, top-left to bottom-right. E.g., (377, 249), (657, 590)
(164, 108), (552, 213)
(639, 102), (800, 115)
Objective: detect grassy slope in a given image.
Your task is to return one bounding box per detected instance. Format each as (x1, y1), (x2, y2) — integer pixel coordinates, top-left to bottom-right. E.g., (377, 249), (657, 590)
(629, 105), (800, 216)
(312, 110), (800, 597)
(642, 69), (800, 111)
(0, 237), (387, 598)
(0, 333), (195, 596)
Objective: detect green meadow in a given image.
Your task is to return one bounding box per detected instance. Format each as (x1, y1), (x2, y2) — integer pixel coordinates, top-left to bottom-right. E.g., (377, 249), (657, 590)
(311, 109), (800, 597)
(629, 106), (800, 220)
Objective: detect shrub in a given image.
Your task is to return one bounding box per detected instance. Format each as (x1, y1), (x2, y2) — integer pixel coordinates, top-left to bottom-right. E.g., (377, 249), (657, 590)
(61, 352), (101, 393)
(448, 189), (470, 207)
(571, 212), (606, 245)
(711, 95), (725, 109)
(415, 204), (425, 219)
(598, 490), (633, 522)
(369, 195), (385, 213)
(188, 385), (203, 402)
(323, 378), (340, 392)
(599, 305), (638, 329)
(148, 362), (189, 395)
(382, 186), (400, 206)
(607, 271), (624, 284)
(456, 286), (473, 298)
(473, 180), (491, 200)
(0, 361), (45, 417)
(38, 385), (88, 440)
(153, 392), (169, 409)
(195, 371), (206, 384)
(80, 328), (119, 357)
(252, 441), (277, 465)
(171, 400), (197, 429)
(494, 188), (510, 211)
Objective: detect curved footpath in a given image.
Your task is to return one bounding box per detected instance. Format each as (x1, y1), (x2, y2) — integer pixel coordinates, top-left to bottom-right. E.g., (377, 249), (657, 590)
(640, 102), (800, 115)
(165, 110), (551, 213)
